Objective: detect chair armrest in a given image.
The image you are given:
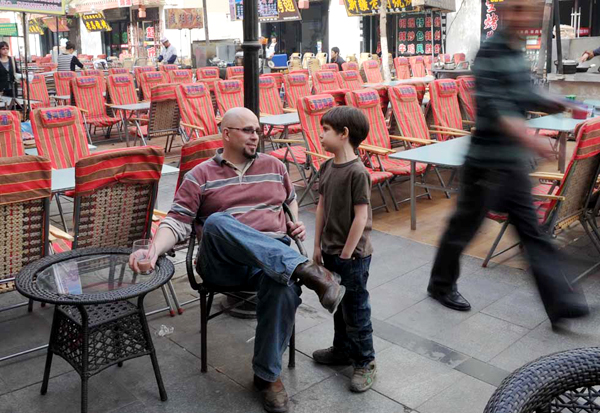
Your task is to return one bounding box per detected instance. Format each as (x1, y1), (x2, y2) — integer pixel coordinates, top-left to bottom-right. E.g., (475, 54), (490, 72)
(78, 108), (89, 114)
(180, 122), (205, 131)
(462, 120), (475, 125)
(282, 108), (297, 114)
(49, 225), (74, 241)
(271, 139), (305, 144)
(130, 117), (148, 122)
(359, 144), (394, 155)
(429, 124), (468, 133)
(533, 194), (565, 201)
(306, 150), (332, 160)
(260, 112), (273, 117)
(427, 129), (467, 137)
(390, 135), (436, 145)
(153, 209), (168, 220)
(105, 103), (115, 107)
(530, 172), (564, 181)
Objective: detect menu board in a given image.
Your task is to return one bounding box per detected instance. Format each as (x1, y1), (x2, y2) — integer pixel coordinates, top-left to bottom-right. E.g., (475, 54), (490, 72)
(397, 11), (442, 56)
(0, 0), (64, 16)
(230, 0), (301, 22)
(343, 0), (413, 16)
(0, 23), (18, 37)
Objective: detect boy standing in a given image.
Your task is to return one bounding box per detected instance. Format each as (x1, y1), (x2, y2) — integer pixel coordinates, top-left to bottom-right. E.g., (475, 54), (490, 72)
(312, 106), (376, 392)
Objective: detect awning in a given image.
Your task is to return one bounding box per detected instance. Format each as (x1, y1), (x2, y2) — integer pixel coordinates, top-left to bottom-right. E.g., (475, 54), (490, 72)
(70, 0), (165, 14)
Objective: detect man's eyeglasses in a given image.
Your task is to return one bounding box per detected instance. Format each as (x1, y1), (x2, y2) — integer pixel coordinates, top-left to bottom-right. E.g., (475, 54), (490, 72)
(226, 127), (262, 136)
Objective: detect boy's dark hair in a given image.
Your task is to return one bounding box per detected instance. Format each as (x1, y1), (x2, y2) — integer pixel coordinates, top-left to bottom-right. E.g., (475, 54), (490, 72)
(321, 106), (369, 149)
(65, 41), (75, 50)
(331, 47), (340, 54)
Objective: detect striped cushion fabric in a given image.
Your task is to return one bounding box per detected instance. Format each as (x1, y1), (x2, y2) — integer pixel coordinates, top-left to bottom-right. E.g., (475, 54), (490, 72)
(140, 71), (166, 100)
(176, 83), (219, 138)
(453, 53), (466, 64)
(82, 69), (107, 94)
(109, 68), (129, 75)
(160, 64), (178, 72)
(38, 107), (77, 127)
(54, 71), (76, 96)
(226, 66), (244, 79)
(573, 117), (600, 160)
(366, 168), (394, 185)
(457, 76), (476, 121)
(339, 70), (363, 90)
(168, 69), (193, 84)
(350, 89), (380, 108)
(23, 75), (50, 108)
(31, 106), (90, 169)
(394, 57), (411, 80)
(283, 73), (310, 109)
(215, 80), (244, 115)
(259, 75), (286, 116)
(389, 85), (430, 143)
(487, 184), (556, 224)
(313, 71), (349, 105)
(151, 83), (178, 101)
(134, 66), (156, 86)
(342, 62), (359, 71)
(0, 155), (51, 205)
(409, 56), (427, 77)
(178, 136), (223, 188)
(429, 79), (464, 140)
(414, 82), (426, 105)
(0, 111), (23, 157)
(321, 63), (339, 72)
(374, 157), (427, 176)
(270, 145), (307, 165)
(362, 60), (383, 83)
(196, 67), (220, 91)
(71, 76), (120, 129)
(262, 72), (284, 90)
(108, 74), (138, 105)
(298, 94), (336, 169)
(424, 56), (433, 73)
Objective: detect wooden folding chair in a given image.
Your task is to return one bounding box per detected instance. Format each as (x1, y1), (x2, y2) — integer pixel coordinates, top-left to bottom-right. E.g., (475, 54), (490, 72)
(168, 69), (193, 84)
(283, 72), (311, 109)
(139, 71), (167, 101)
(71, 76), (120, 142)
(394, 57), (411, 80)
(456, 76), (476, 122)
(339, 70), (364, 91)
(108, 67), (129, 75)
(427, 79), (472, 140)
(226, 66), (244, 79)
(175, 83), (219, 141)
(134, 66), (156, 87)
(0, 111), (24, 157)
(196, 67), (220, 92)
(214, 79), (243, 116)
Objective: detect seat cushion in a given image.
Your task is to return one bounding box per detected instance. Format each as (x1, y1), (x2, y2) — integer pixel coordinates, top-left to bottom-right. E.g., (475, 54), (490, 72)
(366, 168), (393, 184)
(87, 115), (121, 127)
(270, 145), (306, 164)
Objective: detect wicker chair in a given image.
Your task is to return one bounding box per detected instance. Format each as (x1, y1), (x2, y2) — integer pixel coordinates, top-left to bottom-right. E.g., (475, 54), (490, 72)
(283, 72), (311, 109)
(301, 52), (314, 69)
(456, 76), (476, 122)
(225, 66), (244, 80)
(167, 69), (193, 84)
(139, 71), (167, 101)
(312, 70), (349, 106)
(485, 348), (600, 413)
(316, 52), (328, 66)
(393, 57), (411, 80)
(427, 79), (473, 140)
(0, 110), (24, 157)
(339, 70), (364, 91)
(175, 83), (219, 141)
(214, 79), (243, 117)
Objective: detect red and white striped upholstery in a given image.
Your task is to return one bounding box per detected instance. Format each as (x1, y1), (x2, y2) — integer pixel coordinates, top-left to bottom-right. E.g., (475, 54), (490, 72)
(160, 64), (178, 72)
(389, 85), (431, 145)
(107, 74), (138, 106)
(312, 71), (349, 105)
(283, 72), (310, 109)
(82, 69), (107, 95)
(342, 61), (359, 71)
(71, 76), (121, 129)
(408, 56), (427, 77)
(394, 57), (411, 80)
(259, 75), (301, 134)
(429, 79), (464, 141)
(23, 75), (51, 109)
(109, 68), (129, 75)
(134, 66), (156, 86)
(54, 71), (77, 96)
(361, 60), (383, 83)
(339, 70), (364, 91)
(215, 79), (243, 116)
(196, 67), (220, 92)
(168, 69), (193, 84)
(424, 56), (433, 74)
(321, 63), (339, 72)
(453, 53), (466, 64)
(226, 66), (244, 79)
(178, 136), (223, 188)
(0, 111), (24, 157)
(176, 83), (219, 139)
(456, 76), (476, 122)
(139, 71), (167, 101)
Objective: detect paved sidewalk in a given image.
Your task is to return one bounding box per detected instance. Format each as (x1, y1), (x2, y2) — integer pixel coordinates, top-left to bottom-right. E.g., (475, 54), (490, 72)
(1, 173), (599, 413)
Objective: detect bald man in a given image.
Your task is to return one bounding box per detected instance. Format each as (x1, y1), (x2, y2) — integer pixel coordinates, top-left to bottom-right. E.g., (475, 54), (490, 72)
(130, 107), (345, 413)
(427, 0), (588, 328)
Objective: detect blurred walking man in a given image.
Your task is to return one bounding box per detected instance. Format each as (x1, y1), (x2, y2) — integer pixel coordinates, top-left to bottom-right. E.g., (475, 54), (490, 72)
(427, 0), (589, 328)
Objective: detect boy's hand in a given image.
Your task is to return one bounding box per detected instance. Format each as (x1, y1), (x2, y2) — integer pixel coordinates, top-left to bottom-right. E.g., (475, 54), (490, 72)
(313, 248), (323, 266)
(287, 220), (306, 241)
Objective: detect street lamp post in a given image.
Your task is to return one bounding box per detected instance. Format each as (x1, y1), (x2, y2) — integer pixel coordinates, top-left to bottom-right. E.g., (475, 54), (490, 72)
(242, 0), (260, 117)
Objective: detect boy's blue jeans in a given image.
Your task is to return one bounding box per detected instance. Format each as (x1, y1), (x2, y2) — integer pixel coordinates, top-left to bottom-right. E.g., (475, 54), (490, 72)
(322, 253), (375, 368)
(197, 212), (307, 382)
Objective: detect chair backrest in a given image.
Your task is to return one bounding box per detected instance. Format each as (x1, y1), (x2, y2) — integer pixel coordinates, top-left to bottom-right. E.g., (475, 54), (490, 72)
(414, 82), (426, 105)
(439, 54), (451, 63)
(283, 72), (311, 109)
(0, 155), (51, 286)
(297, 94), (337, 169)
(456, 76), (476, 122)
(107, 74), (138, 106)
(361, 59), (383, 83)
(346, 54), (357, 62)
(321, 63), (339, 72)
(345, 88), (390, 150)
(409, 56), (427, 77)
(389, 85), (430, 144)
(215, 79), (243, 116)
(168, 69), (193, 84)
(313, 70), (344, 93)
(146, 84), (181, 141)
(72, 146), (164, 249)
(134, 66), (155, 86)
(288, 56), (302, 71)
(176, 83), (219, 138)
(196, 67), (220, 91)
(259, 75), (284, 116)
(394, 57), (411, 80)
(160, 64), (179, 72)
(139, 71), (167, 101)
(226, 66), (244, 79)
(31, 106), (90, 169)
(109, 67), (129, 75)
(71, 76), (108, 120)
(342, 61), (359, 71)
(358, 53), (371, 69)
(262, 72), (284, 91)
(178, 136), (223, 188)
(544, 118), (600, 231)
(429, 79), (463, 140)
(339, 70), (364, 91)
(53, 71), (77, 96)
(316, 52), (328, 66)
(82, 69), (107, 94)
(40, 63), (57, 72)
(453, 53), (466, 64)
(24, 75), (50, 107)
(0, 111), (24, 157)
(302, 53), (314, 69)
(424, 55), (433, 73)
(307, 58), (321, 77)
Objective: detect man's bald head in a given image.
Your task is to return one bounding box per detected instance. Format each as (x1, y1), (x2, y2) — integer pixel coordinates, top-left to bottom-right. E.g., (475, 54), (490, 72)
(221, 107), (258, 130)
(221, 107), (261, 160)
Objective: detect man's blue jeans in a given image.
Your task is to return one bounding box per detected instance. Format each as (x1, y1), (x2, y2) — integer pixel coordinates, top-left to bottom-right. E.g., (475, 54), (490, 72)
(197, 212), (308, 382)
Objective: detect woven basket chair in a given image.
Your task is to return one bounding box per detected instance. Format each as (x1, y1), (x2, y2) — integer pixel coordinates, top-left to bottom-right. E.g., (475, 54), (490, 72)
(456, 76), (476, 122)
(484, 117), (600, 276)
(320, 63), (339, 72)
(0, 110), (24, 157)
(70, 76), (120, 141)
(23, 74), (51, 109)
(339, 70), (364, 91)
(196, 67), (220, 92)
(316, 52), (328, 66)
(312, 70), (350, 106)
(175, 83), (219, 141)
(307, 57), (322, 78)
(427, 79), (472, 140)
(214, 79), (243, 117)
(394, 57), (411, 80)
(167, 69), (193, 84)
(342, 61), (359, 72)
(485, 347), (600, 413)
(53, 71), (77, 97)
(225, 66), (244, 80)
(159, 64), (178, 73)
(108, 67), (129, 75)
(302, 52), (315, 69)
(361, 59), (383, 83)
(81, 69), (107, 95)
(283, 72), (311, 109)
(139, 71), (167, 101)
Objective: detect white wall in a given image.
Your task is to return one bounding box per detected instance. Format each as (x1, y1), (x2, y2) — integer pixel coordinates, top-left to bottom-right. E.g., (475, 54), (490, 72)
(79, 19), (103, 56)
(328, 0), (362, 59)
(444, 0), (481, 61)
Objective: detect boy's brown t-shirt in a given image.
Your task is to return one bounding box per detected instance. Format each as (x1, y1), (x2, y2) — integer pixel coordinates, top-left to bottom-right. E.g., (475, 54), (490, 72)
(318, 157), (373, 257)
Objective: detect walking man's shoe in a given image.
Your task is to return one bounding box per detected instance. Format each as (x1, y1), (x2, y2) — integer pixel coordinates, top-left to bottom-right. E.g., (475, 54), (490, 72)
(350, 361), (377, 392)
(427, 288), (471, 311)
(293, 261), (346, 313)
(312, 346), (353, 365)
(254, 375), (289, 413)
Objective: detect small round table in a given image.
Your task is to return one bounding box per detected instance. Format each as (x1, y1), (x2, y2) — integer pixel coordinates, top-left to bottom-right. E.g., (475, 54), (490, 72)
(16, 247), (175, 413)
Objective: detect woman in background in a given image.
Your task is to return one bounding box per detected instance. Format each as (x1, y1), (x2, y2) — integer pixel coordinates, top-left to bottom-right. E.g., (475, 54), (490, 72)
(0, 41), (19, 97)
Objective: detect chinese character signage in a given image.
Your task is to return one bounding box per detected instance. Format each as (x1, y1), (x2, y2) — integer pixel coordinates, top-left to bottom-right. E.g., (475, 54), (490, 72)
(0, 0), (64, 16)
(397, 11), (442, 56)
(82, 12), (111, 32)
(481, 0), (503, 40)
(165, 8), (204, 30)
(230, 0), (301, 22)
(343, 0), (413, 16)
(29, 19), (44, 35)
(0, 23), (17, 37)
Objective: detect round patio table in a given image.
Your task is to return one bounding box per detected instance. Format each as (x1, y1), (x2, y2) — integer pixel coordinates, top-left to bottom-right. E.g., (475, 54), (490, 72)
(16, 247), (174, 413)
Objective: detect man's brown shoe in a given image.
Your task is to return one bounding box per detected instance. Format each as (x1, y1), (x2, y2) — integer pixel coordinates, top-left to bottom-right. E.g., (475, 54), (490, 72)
(293, 261), (345, 313)
(254, 375), (289, 413)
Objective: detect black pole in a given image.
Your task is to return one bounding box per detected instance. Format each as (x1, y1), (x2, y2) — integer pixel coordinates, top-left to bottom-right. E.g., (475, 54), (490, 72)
(546, 0), (554, 76)
(553, 0), (563, 74)
(242, 0), (260, 117)
(22, 13), (30, 120)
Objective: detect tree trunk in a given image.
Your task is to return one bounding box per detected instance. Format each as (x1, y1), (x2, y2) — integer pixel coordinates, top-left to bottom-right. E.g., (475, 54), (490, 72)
(379, 0), (391, 81)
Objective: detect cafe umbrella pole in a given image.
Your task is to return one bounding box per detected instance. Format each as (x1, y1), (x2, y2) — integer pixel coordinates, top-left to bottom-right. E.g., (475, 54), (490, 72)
(242, 0), (260, 118)
(22, 13), (31, 120)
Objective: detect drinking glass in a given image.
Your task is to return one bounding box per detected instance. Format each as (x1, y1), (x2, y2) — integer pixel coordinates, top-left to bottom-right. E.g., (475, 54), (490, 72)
(132, 239), (154, 275)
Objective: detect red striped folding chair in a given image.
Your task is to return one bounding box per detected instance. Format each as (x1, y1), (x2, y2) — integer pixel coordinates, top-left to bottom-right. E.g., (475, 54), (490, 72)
(408, 56), (427, 77)
(40, 63), (57, 72)
(214, 79), (243, 116)
(361, 60), (383, 83)
(424, 56), (433, 74)
(394, 57), (411, 80)
(175, 83), (219, 141)
(312, 70), (349, 105)
(160, 64), (179, 73)
(439, 54), (451, 64)
(196, 67), (220, 92)
(283, 72), (310, 109)
(109, 67), (129, 75)
(71, 76), (120, 141)
(107, 74), (146, 126)
(176, 136), (223, 189)
(262, 72), (284, 90)
(139, 71), (167, 101)
(168, 69), (193, 84)
(342, 61), (359, 71)
(226, 66), (244, 79)
(414, 82), (427, 105)
(453, 53), (466, 65)
(0, 111), (24, 157)
(456, 75), (476, 122)
(427, 79), (472, 140)
(339, 70), (364, 90)
(321, 63), (339, 72)
(0, 155), (51, 316)
(23, 74), (51, 109)
(134, 66), (156, 87)
(53, 71), (76, 97)
(82, 69), (107, 95)
(297, 94), (394, 211)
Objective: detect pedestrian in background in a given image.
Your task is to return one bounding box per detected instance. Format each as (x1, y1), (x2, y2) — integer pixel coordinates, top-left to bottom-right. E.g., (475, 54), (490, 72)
(0, 41), (18, 96)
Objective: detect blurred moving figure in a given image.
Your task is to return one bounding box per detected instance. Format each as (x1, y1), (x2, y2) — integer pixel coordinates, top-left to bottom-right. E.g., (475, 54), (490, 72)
(427, 0), (589, 328)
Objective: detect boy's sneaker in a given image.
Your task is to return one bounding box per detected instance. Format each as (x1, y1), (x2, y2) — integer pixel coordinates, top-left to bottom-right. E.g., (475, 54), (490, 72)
(350, 361), (376, 393)
(312, 347), (352, 365)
